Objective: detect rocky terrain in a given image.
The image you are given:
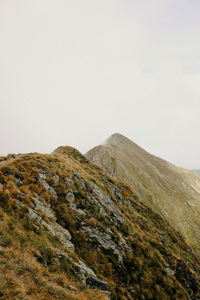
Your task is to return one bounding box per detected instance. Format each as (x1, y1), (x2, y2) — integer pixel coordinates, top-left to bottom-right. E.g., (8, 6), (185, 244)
(1, 145), (200, 299)
(86, 133), (200, 254)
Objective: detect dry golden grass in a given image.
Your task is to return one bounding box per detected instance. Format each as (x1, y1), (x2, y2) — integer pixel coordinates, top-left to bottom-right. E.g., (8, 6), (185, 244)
(86, 133), (200, 253)
(0, 147), (200, 299)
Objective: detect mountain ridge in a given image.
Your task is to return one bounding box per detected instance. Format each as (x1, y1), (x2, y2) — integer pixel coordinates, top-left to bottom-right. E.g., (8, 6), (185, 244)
(86, 133), (200, 253)
(1, 145), (200, 299)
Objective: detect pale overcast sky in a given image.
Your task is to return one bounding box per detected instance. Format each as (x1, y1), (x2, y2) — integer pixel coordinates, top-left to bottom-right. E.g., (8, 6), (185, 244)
(0, 0), (200, 169)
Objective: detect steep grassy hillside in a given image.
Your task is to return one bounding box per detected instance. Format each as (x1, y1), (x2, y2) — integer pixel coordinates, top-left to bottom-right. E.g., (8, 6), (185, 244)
(1, 146), (200, 299)
(86, 133), (200, 253)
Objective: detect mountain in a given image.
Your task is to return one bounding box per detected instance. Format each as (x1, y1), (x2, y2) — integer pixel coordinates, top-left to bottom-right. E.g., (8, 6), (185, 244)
(193, 170), (200, 176)
(86, 133), (200, 254)
(1, 146), (200, 299)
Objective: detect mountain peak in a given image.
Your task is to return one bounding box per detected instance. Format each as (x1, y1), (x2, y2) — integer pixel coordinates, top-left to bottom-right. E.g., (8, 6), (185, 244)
(86, 133), (200, 255)
(105, 133), (130, 144)
(104, 133), (147, 153)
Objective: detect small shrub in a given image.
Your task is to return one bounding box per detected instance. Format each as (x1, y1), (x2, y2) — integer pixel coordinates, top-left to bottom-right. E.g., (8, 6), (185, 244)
(0, 191), (9, 206)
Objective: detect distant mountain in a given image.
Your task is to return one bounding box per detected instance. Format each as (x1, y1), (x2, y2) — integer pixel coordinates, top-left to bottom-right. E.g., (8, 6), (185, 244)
(1, 146), (200, 298)
(86, 133), (200, 253)
(193, 169), (200, 176)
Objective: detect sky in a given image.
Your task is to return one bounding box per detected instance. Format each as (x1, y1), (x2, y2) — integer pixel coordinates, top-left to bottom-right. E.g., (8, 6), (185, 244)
(0, 0), (200, 169)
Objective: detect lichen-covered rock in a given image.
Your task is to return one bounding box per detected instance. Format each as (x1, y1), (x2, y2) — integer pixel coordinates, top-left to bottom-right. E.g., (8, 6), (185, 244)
(66, 192), (75, 202)
(57, 253), (97, 282)
(16, 198), (74, 251)
(33, 198), (56, 222)
(74, 260), (96, 279)
(65, 192), (86, 215)
(166, 268), (175, 276)
(81, 226), (123, 262)
(91, 184), (124, 224)
(38, 174), (58, 199)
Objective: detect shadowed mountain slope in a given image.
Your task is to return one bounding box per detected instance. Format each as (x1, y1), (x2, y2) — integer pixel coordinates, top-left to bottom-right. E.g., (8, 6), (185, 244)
(86, 133), (200, 253)
(1, 146), (200, 298)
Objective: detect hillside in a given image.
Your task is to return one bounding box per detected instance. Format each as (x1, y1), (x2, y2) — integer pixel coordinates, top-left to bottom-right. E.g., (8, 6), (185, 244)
(86, 133), (200, 254)
(1, 146), (200, 299)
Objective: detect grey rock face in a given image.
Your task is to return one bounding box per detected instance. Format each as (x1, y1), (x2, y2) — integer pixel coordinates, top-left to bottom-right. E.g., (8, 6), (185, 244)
(92, 184), (111, 206)
(38, 174), (58, 199)
(86, 276), (109, 291)
(57, 252), (97, 282)
(91, 184), (124, 224)
(74, 260), (96, 278)
(33, 198), (56, 222)
(112, 187), (123, 205)
(16, 197), (74, 251)
(54, 222), (72, 240)
(89, 195), (108, 217)
(81, 226), (123, 262)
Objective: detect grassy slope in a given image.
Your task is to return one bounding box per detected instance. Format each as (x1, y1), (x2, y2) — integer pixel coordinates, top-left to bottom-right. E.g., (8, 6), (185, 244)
(86, 133), (200, 253)
(0, 147), (200, 299)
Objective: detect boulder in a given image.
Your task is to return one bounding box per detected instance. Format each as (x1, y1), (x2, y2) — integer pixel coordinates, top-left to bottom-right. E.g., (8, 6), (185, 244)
(91, 184), (124, 224)
(66, 192), (75, 202)
(65, 177), (74, 186)
(86, 276), (109, 291)
(16, 198), (74, 251)
(33, 198), (56, 222)
(81, 226), (123, 262)
(67, 285), (77, 292)
(166, 268), (175, 276)
(38, 174), (58, 199)
(74, 260), (96, 278)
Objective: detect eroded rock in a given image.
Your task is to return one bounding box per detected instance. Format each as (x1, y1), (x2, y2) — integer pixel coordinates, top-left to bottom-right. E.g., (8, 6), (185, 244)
(39, 174), (58, 199)
(33, 198), (56, 222)
(81, 226), (123, 262)
(86, 276), (109, 291)
(16, 198), (74, 251)
(91, 184), (124, 224)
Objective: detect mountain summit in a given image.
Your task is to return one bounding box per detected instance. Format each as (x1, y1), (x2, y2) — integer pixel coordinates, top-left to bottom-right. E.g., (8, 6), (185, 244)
(86, 133), (200, 253)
